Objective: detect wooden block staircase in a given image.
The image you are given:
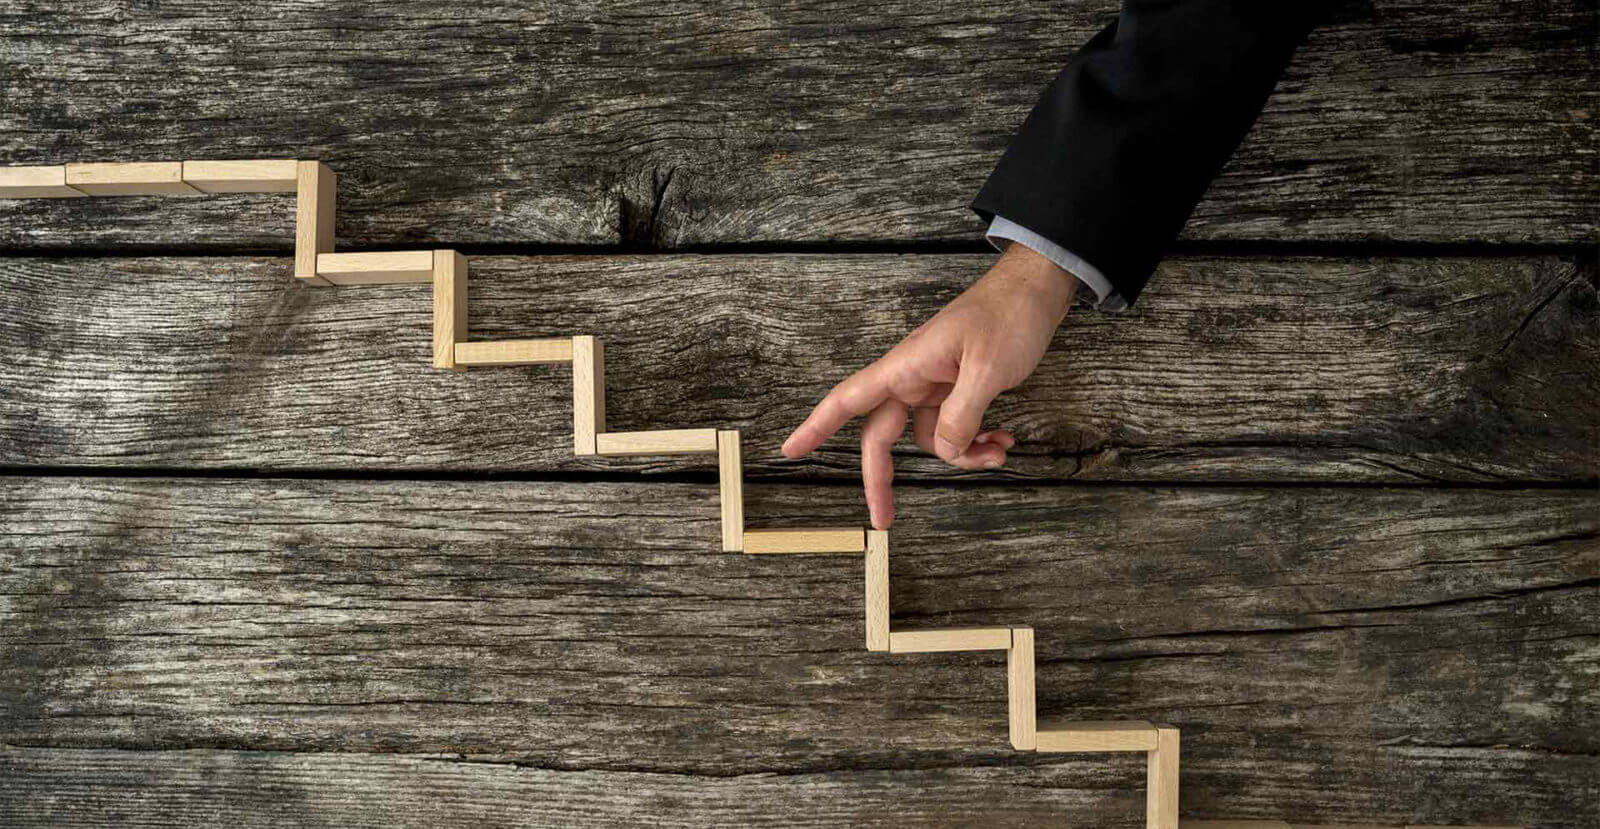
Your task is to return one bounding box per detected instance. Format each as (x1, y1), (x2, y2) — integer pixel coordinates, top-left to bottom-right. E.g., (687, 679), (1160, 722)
(0, 158), (1522, 829)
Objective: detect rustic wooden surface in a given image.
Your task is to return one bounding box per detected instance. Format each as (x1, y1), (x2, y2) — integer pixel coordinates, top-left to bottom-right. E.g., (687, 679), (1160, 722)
(0, 0), (1593, 250)
(0, 478), (1594, 826)
(1, 0), (1596, 826)
(0, 254), (1593, 482)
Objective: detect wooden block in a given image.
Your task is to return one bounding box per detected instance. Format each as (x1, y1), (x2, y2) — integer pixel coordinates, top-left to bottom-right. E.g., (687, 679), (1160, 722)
(431, 250), (468, 371)
(573, 336), (605, 456)
(455, 339), (574, 367)
(182, 159), (299, 193)
(1290, 825), (1403, 829)
(717, 431), (744, 552)
(0, 166), (86, 198)
(1148, 725), (1180, 829)
(1036, 720), (1158, 752)
(65, 162), (200, 196)
(316, 251), (434, 285)
(864, 530), (889, 651)
(744, 527), (865, 555)
(888, 627), (1012, 653)
(1180, 823), (1291, 829)
(595, 428), (718, 457)
(294, 161), (336, 286)
(1007, 625), (1036, 750)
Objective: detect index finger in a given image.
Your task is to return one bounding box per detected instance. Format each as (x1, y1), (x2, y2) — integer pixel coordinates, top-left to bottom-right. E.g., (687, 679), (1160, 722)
(781, 359), (893, 458)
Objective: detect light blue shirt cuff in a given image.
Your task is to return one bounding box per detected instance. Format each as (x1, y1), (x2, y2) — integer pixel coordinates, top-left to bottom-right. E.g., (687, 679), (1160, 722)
(986, 215), (1128, 311)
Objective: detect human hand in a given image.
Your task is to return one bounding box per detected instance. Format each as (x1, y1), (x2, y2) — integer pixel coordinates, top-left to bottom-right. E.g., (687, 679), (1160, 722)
(781, 242), (1078, 529)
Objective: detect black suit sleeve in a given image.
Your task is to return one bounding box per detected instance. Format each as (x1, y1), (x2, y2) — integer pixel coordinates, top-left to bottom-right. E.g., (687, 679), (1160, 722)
(972, 0), (1323, 307)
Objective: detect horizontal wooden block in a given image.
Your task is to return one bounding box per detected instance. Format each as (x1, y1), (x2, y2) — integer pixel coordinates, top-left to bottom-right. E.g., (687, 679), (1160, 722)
(316, 251), (435, 285)
(455, 339), (573, 367)
(65, 162), (199, 196)
(594, 429), (719, 457)
(1036, 720), (1158, 752)
(743, 527), (865, 555)
(182, 159), (299, 193)
(888, 627), (1012, 654)
(1184, 819), (1292, 825)
(1289, 825), (1403, 829)
(0, 166), (86, 198)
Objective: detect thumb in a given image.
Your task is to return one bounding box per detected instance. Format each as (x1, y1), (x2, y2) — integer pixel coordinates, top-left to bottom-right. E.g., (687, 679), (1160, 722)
(933, 366), (1003, 462)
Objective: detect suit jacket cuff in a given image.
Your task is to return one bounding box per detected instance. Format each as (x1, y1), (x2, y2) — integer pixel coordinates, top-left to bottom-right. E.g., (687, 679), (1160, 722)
(986, 215), (1128, 311)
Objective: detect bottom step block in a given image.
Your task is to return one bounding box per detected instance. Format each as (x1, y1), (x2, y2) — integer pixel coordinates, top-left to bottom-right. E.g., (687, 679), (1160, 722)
(743, 527), (865, 555)
(1036, 720), (1158, 752)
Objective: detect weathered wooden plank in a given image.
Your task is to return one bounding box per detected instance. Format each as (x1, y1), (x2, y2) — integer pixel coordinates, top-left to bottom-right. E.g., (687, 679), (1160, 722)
(0, 254), (1592, 482)
(0, 1), (1591, 249)
(0, 747), (1583, 829)
(0, 477), (1592, 825)
(0, 747), (1144, 829)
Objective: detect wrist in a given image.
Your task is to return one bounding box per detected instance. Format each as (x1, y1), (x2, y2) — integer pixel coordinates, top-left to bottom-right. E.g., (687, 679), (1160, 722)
(995, 241), (1078, 315)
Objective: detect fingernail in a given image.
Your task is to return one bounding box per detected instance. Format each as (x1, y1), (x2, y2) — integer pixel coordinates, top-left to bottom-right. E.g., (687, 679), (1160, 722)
(982, 458), (1003, 469)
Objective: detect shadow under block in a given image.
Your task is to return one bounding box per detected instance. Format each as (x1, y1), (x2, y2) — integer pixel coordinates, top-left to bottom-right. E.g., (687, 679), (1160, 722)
(573, 336), (605, 456)
(65, 162), (200, 196)
(0, 166), (86, 198)
(316, 251), (435, 285)
(743, 527), (866, 555)
(864, 530), (889, 651)
(1148, 725), (1180, 829)
(1007, 625), (1036, 750)
(595, 428), (718, 457)
(1036, 720), (1158, 752)
(888, 627), (1012, 654)
(455, 339), (574, 367)
(431, 250), (468, 371)
(181, 159), (299, 193)
(717, 431), (744, 552)
(294, 161), (336, 286)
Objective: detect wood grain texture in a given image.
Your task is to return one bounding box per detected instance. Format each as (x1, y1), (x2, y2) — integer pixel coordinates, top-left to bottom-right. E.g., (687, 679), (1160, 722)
(0, 746), (1163, 829)
(0, 1), (1591, 250)
(0, 477), (1591, 826)
(0, 253), (1592, 483)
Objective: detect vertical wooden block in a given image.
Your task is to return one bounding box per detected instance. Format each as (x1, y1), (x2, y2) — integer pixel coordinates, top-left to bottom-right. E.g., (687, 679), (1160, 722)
(1147, 725), (1180, 829)
(864, 530), (889, 652)
(431, 250), (468, 370)
(717, 431), (744, 552)
(1008, 625), (1036, 750)
(294, 161), (336, 286)
(573, 336), (605, 456)
(0, 166), (86, 198)
(65, 162), (200, 195)
(182, 159), (299, 193)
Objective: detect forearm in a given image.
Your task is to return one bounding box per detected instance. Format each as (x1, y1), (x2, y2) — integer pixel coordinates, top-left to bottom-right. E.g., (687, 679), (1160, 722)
(972, 0), (1324, 306)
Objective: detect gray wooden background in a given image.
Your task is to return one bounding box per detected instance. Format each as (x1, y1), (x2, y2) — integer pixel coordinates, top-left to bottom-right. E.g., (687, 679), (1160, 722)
(1, 2), (1595, 827)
